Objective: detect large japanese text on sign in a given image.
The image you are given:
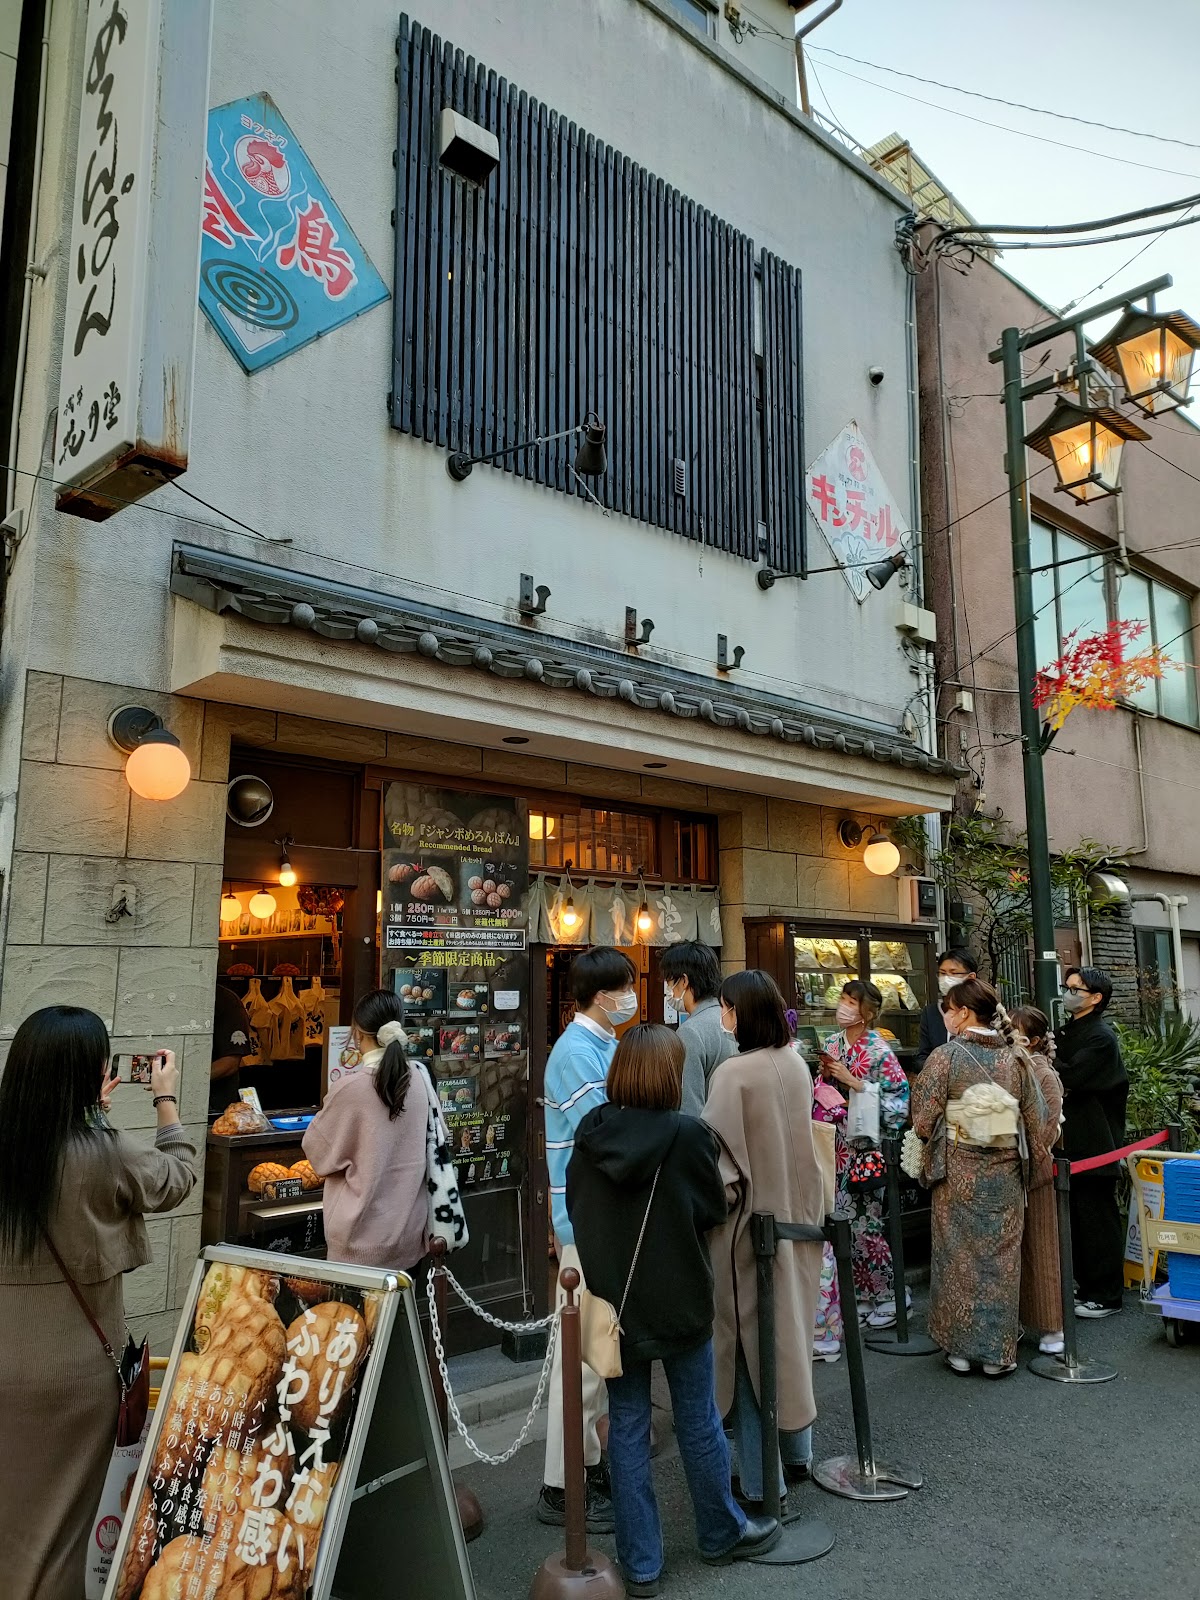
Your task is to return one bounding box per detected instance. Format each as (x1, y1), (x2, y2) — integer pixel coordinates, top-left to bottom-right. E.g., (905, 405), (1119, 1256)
(199, 93), (388, 372)
(110, 1264), (377, 1599)
(804, 422), (911, 602)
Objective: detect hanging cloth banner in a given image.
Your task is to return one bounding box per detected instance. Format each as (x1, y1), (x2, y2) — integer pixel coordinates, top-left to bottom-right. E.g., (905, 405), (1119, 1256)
(531, 878), (721, 948)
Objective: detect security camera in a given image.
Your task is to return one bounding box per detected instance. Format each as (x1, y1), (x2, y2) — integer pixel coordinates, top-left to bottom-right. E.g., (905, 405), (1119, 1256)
(868, 366), (885, 387)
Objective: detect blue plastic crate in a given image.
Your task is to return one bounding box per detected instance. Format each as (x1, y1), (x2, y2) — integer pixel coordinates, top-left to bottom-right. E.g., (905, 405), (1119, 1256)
(1163, 1159), (1200, 1301)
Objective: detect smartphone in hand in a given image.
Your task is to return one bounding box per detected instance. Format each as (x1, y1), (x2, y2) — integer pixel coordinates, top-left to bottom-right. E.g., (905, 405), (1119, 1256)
(111, 1052), (163, 1088)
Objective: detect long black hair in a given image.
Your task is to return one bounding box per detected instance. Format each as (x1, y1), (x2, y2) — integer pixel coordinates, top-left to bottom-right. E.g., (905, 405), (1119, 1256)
(0, 1006), (112, 1260)
(719, 969), (791, 1051)
(354, 989), (411, 1120)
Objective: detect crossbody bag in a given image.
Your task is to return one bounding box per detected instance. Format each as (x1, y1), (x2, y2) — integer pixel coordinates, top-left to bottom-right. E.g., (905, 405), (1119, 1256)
(578, 1167), (661, 1381)
(43, 1232), (150, 1446)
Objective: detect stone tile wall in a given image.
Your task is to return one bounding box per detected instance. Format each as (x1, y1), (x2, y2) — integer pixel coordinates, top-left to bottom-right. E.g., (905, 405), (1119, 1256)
(0, 673), (926, 1347)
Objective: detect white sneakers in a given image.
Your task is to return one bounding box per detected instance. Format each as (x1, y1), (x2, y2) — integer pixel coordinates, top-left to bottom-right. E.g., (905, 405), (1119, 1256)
(1039, 1332), (1065, 1354)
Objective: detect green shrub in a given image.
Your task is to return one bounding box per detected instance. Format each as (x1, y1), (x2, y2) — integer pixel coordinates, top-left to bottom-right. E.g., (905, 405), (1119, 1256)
(1114, 1013), (1200, 1149)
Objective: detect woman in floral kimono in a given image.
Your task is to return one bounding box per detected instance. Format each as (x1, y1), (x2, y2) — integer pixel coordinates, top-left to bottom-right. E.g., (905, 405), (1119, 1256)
(910, 979), (1049, 1376)
(816, 980), (910, 1337)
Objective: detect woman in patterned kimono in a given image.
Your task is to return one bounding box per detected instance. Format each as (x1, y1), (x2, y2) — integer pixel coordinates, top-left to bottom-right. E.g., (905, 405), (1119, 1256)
(817, 980), (910, 1334)
(1011, 1006), (1066, 1355)
(911, 979), (1049, 1377)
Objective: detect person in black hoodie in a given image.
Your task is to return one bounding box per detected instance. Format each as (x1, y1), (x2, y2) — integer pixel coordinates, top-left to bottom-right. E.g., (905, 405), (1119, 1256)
(1058, 967), (1129, 1316)
(568, 1024), (780, 1595)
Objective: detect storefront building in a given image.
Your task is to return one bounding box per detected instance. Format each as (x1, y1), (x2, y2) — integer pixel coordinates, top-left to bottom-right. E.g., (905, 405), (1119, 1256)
(0, 0), (956, 1351)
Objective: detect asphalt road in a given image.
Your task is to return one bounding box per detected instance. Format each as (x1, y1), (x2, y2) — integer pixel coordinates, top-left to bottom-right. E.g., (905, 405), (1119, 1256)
(458, 1293), (1198, 1600)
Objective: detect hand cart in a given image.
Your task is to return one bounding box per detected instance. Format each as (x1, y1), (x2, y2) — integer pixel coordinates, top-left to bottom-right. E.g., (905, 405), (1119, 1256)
(1126, 1150), (1200, 1348)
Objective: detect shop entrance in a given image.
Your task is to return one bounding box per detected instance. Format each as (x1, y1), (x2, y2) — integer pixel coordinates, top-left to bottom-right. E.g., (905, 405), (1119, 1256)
(544, 943), (663, 1048)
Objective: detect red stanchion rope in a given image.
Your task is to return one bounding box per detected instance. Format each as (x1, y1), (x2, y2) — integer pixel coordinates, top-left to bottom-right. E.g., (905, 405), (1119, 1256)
(1068, 1129), (1169, 1174)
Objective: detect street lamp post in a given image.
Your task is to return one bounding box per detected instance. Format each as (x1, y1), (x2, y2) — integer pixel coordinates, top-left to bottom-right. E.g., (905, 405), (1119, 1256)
(989, 273), (1173, 1017)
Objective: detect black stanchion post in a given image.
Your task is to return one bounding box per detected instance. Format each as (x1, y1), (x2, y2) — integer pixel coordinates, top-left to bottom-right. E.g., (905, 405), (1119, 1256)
(529, 1270), (623, 1599)
(748, 1214), (835, 1566)
(864, 1139), (939, 1357)
(1028, 1156), (1117, 1385)
(1168, 1123), (1184, 1153)
(813, 1216), (922, 1501)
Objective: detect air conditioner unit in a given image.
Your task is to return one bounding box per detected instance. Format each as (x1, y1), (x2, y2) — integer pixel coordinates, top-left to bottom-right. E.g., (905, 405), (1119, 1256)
(899, 875), (938, 924)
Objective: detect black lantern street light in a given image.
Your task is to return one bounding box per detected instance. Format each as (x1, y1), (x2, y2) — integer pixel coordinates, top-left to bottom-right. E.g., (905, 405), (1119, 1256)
(989, 271), (1182, 1016)
(1023, 396), (1149, 505)
(1090, 305), (1200, 418)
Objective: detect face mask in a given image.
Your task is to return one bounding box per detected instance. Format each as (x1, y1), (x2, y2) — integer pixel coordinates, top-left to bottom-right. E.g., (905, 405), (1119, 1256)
(720, 1009), (737, 1038)
(938, 974), (963, 997)
(665, 982), (684, 1008)
(600, 990), (639, 1025)
(1063, 990), (1090, 1015)
(943, 1010), (962, 1037)
(835, 1001), (860, 1027)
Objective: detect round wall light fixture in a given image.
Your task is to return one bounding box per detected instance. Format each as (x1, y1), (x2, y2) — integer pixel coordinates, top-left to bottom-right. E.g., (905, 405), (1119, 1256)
(108, 706), (191, 801)
(838, 818), (901, 877)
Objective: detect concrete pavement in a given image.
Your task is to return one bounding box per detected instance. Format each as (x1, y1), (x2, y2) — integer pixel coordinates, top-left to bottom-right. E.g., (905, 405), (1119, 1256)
(454, 1293), (1197, 1600)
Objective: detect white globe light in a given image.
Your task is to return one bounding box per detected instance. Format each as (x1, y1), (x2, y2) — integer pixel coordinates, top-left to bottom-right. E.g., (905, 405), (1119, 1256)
(220, 894), (242, 923)
(249, 890), (278, 919)
(863, 835), (900, 877)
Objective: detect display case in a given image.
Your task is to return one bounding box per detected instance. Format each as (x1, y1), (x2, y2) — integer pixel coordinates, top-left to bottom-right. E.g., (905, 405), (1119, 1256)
(745, 918), (936, 1068)
(202, 1120), (326, 1256)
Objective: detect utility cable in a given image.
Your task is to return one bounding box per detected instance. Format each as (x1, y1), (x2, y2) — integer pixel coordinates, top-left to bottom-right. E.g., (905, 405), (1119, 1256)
(806, 47), (1200, 154)
(813, 60), (1200, 183)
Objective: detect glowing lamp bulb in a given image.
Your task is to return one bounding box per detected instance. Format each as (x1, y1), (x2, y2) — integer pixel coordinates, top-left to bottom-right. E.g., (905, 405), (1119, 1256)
(637, 901), (653, 934)
(124, 734), (191, 801)
(249, 890), (278, 919)
(561, 897), (580, 930)
(220, 894), (242, 923)
(278, 858), (297, 888)
(862, 835), (901, 877)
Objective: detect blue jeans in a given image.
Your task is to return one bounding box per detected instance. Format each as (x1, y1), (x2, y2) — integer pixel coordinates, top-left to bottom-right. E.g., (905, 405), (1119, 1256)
(729, 1343), (813, 1501)
(606, 1338), (747, 1585)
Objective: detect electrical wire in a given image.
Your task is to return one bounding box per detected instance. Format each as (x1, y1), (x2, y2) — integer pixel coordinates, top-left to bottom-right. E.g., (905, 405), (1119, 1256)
(813, 60), (1200, 183)
(976, 213), (1200, 252)
(805, 47), (1200, 154)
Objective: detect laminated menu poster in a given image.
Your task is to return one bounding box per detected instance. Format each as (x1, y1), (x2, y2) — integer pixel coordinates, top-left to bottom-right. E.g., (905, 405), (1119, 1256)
(107, 1261), (380, 1600)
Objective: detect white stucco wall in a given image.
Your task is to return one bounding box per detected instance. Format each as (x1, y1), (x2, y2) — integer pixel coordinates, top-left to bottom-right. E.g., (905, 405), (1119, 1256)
(4, 0), (925, 814)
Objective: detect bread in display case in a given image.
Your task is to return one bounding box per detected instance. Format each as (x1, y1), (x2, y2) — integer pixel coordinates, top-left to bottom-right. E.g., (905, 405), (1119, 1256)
(202, 1119), (326, 1256)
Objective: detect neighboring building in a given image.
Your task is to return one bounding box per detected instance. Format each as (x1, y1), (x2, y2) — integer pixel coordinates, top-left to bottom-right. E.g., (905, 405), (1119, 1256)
(908, 209), (1200, 1018)
(0, 0), (955, 1348)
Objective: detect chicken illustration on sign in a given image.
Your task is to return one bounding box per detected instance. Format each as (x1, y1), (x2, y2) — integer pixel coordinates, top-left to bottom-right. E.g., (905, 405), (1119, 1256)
(199, 93), (388, 372)
(805, 421), (911, 602)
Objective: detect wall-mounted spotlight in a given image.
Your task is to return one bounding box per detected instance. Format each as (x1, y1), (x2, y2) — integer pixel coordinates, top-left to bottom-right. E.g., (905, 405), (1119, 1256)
(757, 550), (908, 592)
(717, 634), (745, 672)
(519, 573), (551, 618)
(447, 412), (608, 486)
(108, 706), (191, 801)
(624, 608), (655, 648)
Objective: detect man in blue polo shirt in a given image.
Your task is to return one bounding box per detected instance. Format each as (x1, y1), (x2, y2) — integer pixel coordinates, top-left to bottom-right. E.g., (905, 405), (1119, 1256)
(538, 946), (638, 1533)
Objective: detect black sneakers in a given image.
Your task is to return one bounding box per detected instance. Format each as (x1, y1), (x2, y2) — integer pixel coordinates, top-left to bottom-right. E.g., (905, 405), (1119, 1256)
(536, 1469), (616, 1535)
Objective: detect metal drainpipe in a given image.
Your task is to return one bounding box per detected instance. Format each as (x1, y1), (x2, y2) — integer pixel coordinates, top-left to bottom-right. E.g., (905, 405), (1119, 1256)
(793, 0), (844, 117)
(5, 0), (54, 524)
(1132, 892), (1190, 1022)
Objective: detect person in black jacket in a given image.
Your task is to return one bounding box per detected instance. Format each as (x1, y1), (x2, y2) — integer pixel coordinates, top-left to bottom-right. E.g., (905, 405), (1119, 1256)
(568, 1024), (780, 1595)
(1058, 967), (1129, 1316)
(914, 946), (977, 1072)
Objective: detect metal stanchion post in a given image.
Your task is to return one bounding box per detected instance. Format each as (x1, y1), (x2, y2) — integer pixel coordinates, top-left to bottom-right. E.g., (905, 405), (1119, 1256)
(529, 1269), (622, 1600)
(426, 1239), (485, 1541)
(814, 1215), (923, 1501)
(1028, 1157), (1117, 1384)
(864, 1139), (938, 1357)
(1168, 1123), (1184, 1153)
(748, 1214), (835, 1565)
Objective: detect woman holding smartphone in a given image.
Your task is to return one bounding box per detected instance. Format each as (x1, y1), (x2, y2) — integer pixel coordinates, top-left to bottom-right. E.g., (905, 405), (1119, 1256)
(0, 1006), (196, 1600)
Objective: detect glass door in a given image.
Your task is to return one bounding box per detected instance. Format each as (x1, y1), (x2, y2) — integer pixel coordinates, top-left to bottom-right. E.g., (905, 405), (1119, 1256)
(865, 937), (929, 1058)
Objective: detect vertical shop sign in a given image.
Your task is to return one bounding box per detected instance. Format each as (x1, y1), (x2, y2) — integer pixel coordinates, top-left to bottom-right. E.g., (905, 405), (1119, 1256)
(56, 0), (213, 519)
(804, 421), (911, 602)
(382, 786), (529, 1194)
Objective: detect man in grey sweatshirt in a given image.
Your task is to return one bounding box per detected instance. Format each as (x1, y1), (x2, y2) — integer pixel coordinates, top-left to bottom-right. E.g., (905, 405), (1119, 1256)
(661, 941), (736, 1115)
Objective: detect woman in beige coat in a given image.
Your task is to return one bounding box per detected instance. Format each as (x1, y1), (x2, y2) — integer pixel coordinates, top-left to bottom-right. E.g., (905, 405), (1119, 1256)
(704, 970), (824, 1507)
(0, 1006), (196, 1600)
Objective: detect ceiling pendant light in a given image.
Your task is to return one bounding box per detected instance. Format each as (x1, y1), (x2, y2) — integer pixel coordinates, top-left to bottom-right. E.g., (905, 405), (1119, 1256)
(249, 887), (278, 920)
(277, 838), (297, 888)
(220, 887), (242, 923)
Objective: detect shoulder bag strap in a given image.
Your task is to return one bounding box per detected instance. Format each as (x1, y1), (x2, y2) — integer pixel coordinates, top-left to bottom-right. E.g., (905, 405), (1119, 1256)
(43, 1230), (122, 1377)
(617, 1166), (661, 1322)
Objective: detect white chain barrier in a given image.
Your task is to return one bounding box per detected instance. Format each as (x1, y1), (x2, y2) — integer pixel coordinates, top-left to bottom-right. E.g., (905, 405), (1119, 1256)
(426, 1266), (560, 1467)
